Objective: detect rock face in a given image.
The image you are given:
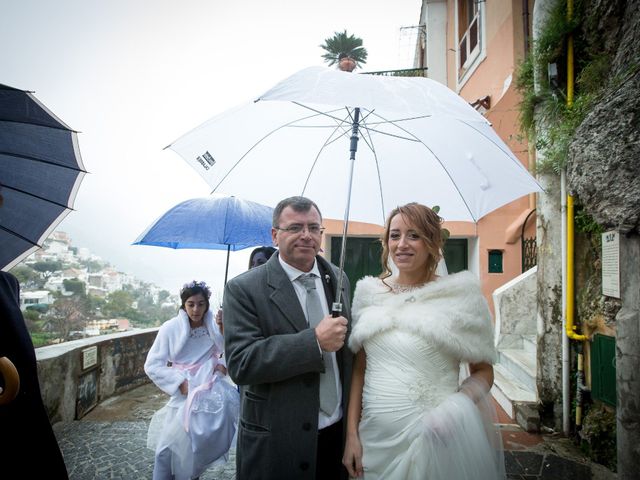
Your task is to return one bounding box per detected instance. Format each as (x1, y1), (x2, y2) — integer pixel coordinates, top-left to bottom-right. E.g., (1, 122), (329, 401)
(567, 0), (640, 233)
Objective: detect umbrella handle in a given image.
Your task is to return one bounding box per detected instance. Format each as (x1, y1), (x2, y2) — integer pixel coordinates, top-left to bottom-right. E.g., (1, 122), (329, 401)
(331, 302), (342, 318)
(0, 356), (20, 406)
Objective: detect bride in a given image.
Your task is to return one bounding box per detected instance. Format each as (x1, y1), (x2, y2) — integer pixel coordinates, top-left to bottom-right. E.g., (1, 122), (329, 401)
(342, 203), (505, 479)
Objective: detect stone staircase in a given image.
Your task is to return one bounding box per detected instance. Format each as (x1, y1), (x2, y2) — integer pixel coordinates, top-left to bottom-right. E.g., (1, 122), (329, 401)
(490, 267), (540, 431)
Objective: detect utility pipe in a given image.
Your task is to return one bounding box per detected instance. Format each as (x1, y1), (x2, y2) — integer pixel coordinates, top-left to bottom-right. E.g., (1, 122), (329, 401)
(564, 0), (588, 440)
(566, 195), (587, 342)
(575, 343), (586, 431)
(564, 0), (586, 343)
(561, 172), (570, 435)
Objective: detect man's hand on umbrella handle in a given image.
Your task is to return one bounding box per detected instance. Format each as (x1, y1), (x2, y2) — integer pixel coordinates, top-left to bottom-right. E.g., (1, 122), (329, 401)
(315, 315), (348, 352)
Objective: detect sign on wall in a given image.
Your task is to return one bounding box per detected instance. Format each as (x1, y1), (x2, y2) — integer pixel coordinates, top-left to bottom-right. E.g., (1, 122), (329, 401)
(601, 230), (620, 298)
(82, 346), (98, 370)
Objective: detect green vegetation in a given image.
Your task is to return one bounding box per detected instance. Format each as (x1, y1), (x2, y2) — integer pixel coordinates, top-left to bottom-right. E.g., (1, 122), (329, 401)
(63, 278), (86, 296)
(580, 404), (617, 471)
(320, 30), (368, 68)
(514, 0), (609, 174)
(12, 259), (175, 346)
(574, 204), (603, 236)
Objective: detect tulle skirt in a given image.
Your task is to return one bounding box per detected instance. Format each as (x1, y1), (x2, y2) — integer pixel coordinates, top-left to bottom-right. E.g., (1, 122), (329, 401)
(360, 390), (505, 480)
(147, 375), (239, 480)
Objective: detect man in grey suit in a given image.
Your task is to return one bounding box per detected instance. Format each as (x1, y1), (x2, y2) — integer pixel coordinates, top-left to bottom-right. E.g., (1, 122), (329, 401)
(223, 196), (352, 480)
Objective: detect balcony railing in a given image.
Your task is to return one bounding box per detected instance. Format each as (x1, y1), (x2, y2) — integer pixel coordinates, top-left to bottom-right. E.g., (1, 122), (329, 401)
(362, 67), (428, 77)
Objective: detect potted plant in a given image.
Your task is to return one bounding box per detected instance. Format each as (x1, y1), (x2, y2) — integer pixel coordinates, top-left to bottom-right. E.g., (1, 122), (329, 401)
(320, 30), (368, 72)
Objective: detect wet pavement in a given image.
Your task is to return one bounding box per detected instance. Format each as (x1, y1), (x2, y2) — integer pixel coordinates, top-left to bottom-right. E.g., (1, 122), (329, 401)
(53, 382), (616, 479)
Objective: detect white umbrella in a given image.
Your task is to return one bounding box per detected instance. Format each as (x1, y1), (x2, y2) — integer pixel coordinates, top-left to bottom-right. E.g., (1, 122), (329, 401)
(167, 66), (542, 309)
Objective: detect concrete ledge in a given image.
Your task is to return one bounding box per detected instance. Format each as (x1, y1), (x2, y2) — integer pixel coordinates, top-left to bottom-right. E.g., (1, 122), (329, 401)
(36, 328), (159, 423)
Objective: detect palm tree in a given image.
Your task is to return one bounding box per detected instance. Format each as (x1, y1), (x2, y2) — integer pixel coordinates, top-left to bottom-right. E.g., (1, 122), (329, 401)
(320, 30), (368, 71)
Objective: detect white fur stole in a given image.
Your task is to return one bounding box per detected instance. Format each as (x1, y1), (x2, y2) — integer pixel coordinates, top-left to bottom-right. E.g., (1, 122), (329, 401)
(349, 271), (497, 364)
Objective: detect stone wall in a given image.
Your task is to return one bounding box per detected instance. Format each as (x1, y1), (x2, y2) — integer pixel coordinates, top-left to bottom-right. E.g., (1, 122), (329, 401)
(568, 0), (640, 233)
(564, 1), (640, 476)
(493, 266), (538, 348)
(36, 328), (158, 424)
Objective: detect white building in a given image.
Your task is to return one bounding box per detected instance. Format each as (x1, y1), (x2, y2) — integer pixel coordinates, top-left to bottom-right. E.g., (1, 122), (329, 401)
(20, 290), (54, 310)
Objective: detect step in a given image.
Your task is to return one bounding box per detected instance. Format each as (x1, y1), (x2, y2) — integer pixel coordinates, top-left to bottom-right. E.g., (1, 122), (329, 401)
(499, 348), (536, 392)
(491, 363), (537, 419)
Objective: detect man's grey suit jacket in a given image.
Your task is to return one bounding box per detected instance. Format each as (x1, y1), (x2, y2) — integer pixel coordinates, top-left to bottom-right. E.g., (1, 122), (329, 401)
(223, 253), (353, 480)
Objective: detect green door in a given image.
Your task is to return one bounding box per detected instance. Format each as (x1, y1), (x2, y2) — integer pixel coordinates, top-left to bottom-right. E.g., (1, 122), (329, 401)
(442, 238), (468, 274)
(331, 236), (382, 299)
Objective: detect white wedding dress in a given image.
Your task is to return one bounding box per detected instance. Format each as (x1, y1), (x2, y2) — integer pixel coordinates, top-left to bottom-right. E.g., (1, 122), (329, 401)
(350, 272), (506, 480)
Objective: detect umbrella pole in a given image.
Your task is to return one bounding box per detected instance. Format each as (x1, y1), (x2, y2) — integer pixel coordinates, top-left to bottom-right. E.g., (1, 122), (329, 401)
(224, 245), (231, 285)
(333, 107), (360, 316)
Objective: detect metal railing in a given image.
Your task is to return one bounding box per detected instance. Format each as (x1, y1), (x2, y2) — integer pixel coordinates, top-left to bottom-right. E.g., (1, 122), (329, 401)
(362, 67), (428, 77)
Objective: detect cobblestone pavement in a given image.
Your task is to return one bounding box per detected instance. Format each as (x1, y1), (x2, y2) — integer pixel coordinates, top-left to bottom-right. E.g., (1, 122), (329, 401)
(53, 383), (616, 480)
(54, 383), (235, 480)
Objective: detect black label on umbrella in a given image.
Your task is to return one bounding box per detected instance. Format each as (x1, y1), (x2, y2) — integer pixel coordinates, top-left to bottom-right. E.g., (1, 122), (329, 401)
(196, 151), (216, 170)
(203, 151), (216, 166)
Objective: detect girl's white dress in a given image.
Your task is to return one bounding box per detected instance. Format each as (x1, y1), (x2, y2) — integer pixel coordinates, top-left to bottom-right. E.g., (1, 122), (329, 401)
(349, 271), (506, 480)
(144, 309), (239, 480)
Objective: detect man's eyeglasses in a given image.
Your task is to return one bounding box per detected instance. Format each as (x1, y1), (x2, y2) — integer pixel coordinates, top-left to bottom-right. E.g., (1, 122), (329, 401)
(275, 224), (325, 235)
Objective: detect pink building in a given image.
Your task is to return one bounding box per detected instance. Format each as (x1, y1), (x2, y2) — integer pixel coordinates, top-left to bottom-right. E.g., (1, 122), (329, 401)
(321, 1), (536, 313)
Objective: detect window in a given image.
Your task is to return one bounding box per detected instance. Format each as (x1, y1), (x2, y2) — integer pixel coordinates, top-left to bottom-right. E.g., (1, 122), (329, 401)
(443, 238), (468, 274)
(457, 0), (483, 82)
(488, 250), (503, 273)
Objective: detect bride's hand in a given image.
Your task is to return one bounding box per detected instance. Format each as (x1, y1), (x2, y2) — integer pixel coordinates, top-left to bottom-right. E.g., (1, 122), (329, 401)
(178, 380), (188, 395)
(342, 432), (364, 477)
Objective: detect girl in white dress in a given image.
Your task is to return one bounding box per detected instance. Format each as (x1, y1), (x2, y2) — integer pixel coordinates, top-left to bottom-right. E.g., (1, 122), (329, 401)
(342, 203), (505, 479)
(145, 281), (239, 480)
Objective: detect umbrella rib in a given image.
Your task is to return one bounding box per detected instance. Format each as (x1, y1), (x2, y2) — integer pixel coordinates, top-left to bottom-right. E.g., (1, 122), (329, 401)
(0, 151), (87, 173)
(0, 183), (75, 210)
(291, 103), (434, 129)
(301, 112), (353, 195)
(211, 108), (347, 193)
(457, 119), (535, 172)
(0, 86), (76, 131)
(0, 118), (76, 132)
(357, 126), (421, 142)
(369, 111), (478, 222)
(291, 102), (366, 127)
(0, 224), (41, 247)
(291, 103), (419, 144)
(358, 116), (386, 222)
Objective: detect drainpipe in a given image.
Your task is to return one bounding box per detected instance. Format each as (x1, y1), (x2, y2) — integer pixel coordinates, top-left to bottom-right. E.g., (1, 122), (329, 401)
(561, 172), (570, 435)
(564, 0), (588, 438)
(575, 342), (587, 433)
(565, 1), (587, 345)
(566, 195), (586, 342)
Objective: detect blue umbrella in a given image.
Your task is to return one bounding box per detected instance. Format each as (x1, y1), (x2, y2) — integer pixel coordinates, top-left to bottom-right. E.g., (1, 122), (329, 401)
(0, 83), (87, 271)
(133, 195), (274, 284)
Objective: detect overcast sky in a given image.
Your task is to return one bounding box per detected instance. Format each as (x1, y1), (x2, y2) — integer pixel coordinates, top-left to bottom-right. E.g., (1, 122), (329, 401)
(1, 0), (421, 299)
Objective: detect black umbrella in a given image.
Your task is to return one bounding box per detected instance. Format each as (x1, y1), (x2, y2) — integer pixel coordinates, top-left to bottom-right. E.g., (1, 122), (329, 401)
(0, 83), (87, 270)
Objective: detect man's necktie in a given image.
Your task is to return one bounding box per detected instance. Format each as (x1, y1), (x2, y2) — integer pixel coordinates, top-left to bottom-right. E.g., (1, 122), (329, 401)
(297, 273), (338, 416)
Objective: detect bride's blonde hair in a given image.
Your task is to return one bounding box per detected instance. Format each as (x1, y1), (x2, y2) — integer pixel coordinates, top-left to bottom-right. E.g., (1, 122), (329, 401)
(379, 203), (444, 284)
